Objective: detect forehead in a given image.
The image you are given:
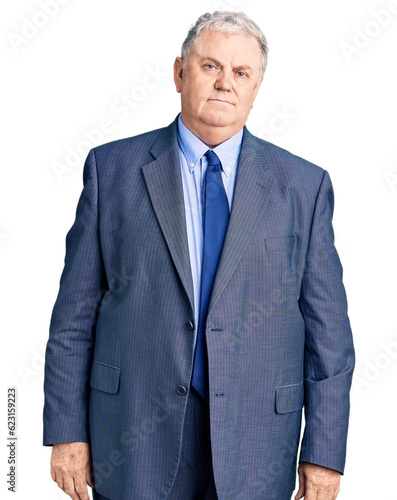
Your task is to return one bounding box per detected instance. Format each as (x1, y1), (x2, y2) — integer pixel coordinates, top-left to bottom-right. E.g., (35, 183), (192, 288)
(191, 29), (262, 68)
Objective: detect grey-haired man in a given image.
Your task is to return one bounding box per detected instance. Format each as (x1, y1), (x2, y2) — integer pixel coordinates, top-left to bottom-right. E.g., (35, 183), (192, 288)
(44, 10), (354, 500)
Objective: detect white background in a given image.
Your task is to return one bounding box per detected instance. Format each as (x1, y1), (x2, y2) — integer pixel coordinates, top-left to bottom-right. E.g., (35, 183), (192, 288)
(1, 0), (397, 498)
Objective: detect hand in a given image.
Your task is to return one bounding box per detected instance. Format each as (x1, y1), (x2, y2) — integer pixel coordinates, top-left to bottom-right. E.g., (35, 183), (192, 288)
(51, 441), (94, 499)
(295, 462), (341, 500)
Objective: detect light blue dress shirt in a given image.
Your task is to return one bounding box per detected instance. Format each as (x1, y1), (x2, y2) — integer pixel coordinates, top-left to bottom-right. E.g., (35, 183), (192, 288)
(176, 113), (243, 349)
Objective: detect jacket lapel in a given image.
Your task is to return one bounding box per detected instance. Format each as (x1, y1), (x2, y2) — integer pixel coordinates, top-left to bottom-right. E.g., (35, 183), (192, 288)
(207, 128), (275, 316)
(141, 119), (195, 316)
(141, 119), (275, 319)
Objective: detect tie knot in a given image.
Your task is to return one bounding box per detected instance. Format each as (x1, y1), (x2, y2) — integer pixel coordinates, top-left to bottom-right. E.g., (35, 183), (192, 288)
(205, 150), (221, 172)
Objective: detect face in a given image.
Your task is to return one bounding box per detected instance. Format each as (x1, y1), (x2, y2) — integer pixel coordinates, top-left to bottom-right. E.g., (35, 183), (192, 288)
(174, 29), (263, 147)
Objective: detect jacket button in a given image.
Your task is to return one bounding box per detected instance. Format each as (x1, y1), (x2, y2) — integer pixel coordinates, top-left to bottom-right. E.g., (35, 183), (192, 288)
(187, 320), (194, 331)
(176, 385), (188, 396)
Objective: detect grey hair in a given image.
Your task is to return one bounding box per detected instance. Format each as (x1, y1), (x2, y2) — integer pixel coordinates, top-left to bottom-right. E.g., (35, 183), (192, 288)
(181, 11), (269, 81)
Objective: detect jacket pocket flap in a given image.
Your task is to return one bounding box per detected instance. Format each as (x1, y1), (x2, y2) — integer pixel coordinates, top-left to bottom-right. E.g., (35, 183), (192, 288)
(275, 382), (304, 414)
(265, 236), (296, 252)
(90, 360), (120, 394)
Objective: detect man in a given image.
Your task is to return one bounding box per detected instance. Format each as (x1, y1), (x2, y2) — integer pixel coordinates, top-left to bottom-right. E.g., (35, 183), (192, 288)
(43, 11), (355, 500)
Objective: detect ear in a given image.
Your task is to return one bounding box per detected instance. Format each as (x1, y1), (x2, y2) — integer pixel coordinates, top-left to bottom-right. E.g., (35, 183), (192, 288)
(173, 57), (184, 93)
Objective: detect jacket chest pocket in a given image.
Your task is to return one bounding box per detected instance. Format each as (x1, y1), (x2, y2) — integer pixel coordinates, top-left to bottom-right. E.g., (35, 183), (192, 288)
(265, 235), (296, 253)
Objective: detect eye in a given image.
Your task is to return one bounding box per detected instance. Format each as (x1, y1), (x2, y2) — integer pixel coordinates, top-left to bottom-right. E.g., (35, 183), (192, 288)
(205, 64), (215, 69)
(236, 71), (247, 78)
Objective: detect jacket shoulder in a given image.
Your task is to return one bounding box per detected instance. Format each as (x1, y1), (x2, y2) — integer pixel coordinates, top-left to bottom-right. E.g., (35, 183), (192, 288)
(246, 130), (326, 189)
(92, 125), (165, 157)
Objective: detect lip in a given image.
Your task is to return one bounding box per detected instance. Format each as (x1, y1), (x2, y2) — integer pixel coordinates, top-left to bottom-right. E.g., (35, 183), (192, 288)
(208, 99), (234, 105)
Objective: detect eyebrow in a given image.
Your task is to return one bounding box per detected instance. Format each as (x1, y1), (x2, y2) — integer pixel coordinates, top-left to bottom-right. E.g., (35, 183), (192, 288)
(200, 56), (253, 71)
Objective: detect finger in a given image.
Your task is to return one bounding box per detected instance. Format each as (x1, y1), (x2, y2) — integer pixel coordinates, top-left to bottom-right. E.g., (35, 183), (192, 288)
(63, 476), (80, 500)
(295, 482), (305, 499)
(295, 471), (306, 499)
(86, 460), (95, 488)
(86, 469), (95, 488)
(302, 482), (318, 500)
(50, 464), (56, 482)
(74, 473), (90, 500)
(55, 472), (64, 492)
(314, 482), (340, 500)
(330, 485), (340, 500)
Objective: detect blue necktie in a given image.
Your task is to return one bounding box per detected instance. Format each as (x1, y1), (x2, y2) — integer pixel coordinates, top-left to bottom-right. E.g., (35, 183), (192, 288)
(191, 150), (230, 399)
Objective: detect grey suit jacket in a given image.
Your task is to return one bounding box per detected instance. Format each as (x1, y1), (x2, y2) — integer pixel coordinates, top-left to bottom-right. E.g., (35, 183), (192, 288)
(43, 116), (355, 500)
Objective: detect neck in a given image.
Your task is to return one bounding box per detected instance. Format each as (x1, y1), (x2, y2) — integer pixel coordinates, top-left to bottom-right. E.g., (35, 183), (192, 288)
(180, 115), (244, 148)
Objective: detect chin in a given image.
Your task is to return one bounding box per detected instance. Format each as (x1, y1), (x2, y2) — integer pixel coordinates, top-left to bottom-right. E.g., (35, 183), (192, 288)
(201, 113), (234, 128)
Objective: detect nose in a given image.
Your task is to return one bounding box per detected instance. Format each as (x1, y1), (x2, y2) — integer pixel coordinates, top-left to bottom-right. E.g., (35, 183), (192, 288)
(214, 71), (232, 91)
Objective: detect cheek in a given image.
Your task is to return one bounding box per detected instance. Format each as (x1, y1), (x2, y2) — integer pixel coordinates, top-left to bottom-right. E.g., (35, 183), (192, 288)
(239, 93), (256, 111)
(181, 90), (195, 110)
(185, 86), (201, 104)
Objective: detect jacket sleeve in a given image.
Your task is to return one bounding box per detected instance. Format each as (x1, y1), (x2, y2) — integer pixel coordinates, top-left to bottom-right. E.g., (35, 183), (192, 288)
(298, 169), (355, 473)
(43, 148), (108, 446)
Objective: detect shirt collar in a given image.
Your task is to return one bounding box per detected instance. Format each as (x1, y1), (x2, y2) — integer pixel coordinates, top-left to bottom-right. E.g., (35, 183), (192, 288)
(177, 113), (243, 177)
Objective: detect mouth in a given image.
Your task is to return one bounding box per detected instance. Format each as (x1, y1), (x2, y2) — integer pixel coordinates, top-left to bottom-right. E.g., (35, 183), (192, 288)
(208, 99), (234, 106)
